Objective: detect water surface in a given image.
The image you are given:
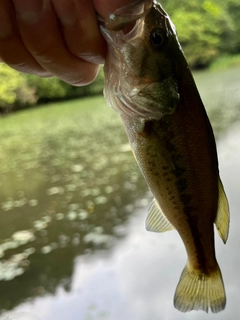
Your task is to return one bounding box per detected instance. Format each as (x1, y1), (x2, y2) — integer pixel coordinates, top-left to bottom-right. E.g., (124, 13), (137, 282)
(0, 66), (240, 320)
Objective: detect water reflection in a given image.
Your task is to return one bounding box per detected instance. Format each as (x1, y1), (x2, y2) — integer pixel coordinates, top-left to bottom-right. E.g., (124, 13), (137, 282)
(2, 123), (240, 320)
(0, 67), (240, 319)
(0, 97), (149, 314)
(194, 66), (240, 137)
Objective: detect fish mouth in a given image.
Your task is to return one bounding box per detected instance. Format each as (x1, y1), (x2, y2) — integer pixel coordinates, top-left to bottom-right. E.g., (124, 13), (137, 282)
(98, 0), (153, 47)
(98, 0), (153, 31)
(99, 18), (142, 54)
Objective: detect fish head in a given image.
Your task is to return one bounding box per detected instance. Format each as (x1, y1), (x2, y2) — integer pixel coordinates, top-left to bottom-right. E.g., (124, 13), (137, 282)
(100, 0), (186, 119)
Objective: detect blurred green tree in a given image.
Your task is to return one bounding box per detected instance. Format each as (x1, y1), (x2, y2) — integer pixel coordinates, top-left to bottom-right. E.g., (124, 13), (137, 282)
(160, 0), (239, 68)
(25, 67), (104, 103)
(0, 64), (36, 112)
(222, 0), (240, 54)
(25, 74), (69, 101)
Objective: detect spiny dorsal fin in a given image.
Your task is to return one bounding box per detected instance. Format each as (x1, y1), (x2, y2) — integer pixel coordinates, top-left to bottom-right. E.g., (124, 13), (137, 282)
(146, 198), (174, 232)
(215, 178), (230, 244)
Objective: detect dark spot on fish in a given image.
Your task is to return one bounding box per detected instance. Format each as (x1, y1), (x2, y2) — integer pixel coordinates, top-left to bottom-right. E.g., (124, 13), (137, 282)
(166, 187), (173, 195)
(180, 194), (192, 205)
(183, 205), (194, 216)
(172, 153), (183, 163)
(148, 160), (156, 167)
(168, 130), (175, 141)
(138, 120), (152, 138)
(185, 211), (214, 273)
(169, 197), (176, 203)
(164, 140), (176, 155)
(175, 177), (187, 192)
(174, 166), (186, 177)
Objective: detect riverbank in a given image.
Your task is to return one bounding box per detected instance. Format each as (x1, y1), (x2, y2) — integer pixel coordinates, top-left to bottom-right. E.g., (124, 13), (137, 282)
(209, 54), (240, 71)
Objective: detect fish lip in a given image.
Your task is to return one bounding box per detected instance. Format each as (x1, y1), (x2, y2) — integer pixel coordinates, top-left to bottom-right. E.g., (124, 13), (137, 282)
(100, 18), (141, 48)
(100, 0), (153, 30)
(98, 0), (153, 45)
(99, 24), (115, 47)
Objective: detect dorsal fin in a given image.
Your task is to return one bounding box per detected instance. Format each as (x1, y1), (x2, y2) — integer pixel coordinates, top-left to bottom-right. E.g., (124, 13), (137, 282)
(214, 178), (230, 244)
(146, 198), (174, 232)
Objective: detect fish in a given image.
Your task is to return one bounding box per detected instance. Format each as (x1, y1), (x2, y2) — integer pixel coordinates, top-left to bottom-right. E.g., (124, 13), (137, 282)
(99, 0), (230, 313)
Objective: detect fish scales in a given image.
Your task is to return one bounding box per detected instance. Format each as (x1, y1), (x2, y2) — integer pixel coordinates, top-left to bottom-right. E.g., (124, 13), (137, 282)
(100, 0), (230, 313)
(121, 98), (218, 273)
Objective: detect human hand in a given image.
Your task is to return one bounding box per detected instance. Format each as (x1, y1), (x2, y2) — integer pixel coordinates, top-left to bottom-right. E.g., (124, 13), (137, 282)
(0, 0), (133, 86)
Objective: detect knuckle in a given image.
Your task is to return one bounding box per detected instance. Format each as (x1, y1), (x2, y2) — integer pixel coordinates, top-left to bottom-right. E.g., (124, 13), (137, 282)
(31, 45), (58, 64)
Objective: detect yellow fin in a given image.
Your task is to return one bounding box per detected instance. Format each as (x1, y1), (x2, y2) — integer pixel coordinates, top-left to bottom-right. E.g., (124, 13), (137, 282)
(146, 198), (174, 232)
(174, 262), (226, 313)
(215, 178), (230, 244)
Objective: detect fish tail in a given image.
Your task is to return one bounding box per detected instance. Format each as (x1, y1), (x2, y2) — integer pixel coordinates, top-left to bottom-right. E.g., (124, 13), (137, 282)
(174, 262), (226, 313)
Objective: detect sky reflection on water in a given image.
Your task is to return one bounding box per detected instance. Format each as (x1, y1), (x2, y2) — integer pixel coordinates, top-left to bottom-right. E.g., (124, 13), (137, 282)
(2, 123), (240, 320)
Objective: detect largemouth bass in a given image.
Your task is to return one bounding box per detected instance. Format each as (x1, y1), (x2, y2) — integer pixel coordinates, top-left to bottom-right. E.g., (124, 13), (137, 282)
(99, 0), (230, 313)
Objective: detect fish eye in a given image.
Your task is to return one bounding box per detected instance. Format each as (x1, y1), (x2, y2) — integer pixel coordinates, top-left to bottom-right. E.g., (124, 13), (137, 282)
(150, 28), (164, 49)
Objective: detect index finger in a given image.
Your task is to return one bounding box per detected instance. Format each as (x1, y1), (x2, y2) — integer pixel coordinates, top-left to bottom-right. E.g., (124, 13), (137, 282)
(12, 0), (99, 85)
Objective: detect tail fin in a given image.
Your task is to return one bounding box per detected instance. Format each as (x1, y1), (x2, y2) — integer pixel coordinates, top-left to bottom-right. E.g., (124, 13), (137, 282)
(174, 262), (226, 313)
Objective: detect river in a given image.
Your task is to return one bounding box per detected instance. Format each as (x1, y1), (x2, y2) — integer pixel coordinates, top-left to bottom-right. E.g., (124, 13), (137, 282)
(0, 66), (240, 320)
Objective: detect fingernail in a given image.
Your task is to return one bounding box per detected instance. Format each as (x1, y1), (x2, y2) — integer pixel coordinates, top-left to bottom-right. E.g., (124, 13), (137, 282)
(78, 53), (105, 65)
(12, 0), (44, 23)
(51, 0), (77, 27)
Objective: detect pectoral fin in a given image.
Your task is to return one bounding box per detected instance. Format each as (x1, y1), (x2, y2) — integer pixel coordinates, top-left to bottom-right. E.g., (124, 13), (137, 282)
(214, 178), (230, 244)
(146, 198), (174, 232)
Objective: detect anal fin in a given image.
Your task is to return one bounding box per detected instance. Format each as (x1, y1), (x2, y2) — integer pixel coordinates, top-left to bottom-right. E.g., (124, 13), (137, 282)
(215, 178), (230, 244)
(146, 198), (174, 232)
